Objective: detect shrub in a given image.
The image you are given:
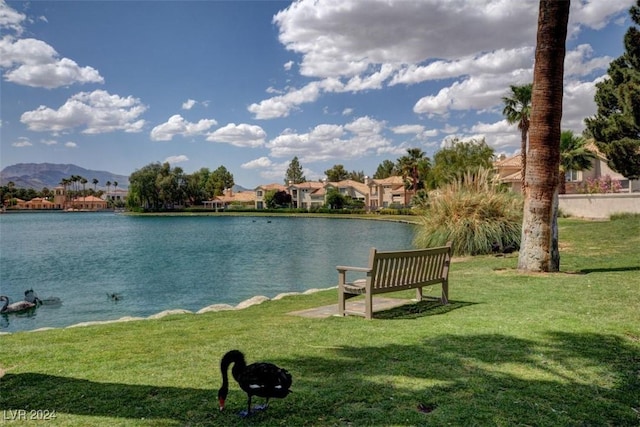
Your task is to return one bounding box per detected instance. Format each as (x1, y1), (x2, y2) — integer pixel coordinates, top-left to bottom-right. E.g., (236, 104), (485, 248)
(414, 169), (523, 256)
(578, 175), (623, 193)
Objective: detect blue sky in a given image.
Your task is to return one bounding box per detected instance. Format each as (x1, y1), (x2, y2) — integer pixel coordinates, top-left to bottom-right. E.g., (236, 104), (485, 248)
(0, 0), (635, 188)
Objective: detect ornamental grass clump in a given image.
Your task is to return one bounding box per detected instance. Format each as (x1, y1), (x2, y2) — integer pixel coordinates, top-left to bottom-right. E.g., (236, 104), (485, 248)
(414, 168), (523, 256)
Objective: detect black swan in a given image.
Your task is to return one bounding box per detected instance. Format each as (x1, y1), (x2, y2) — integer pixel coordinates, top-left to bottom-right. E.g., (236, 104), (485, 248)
(217, 349), (292, 417)
(0, 296), (37, 314)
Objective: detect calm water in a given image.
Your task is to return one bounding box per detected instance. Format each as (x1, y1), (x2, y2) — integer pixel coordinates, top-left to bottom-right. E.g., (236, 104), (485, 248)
(0, 212), (416, 332)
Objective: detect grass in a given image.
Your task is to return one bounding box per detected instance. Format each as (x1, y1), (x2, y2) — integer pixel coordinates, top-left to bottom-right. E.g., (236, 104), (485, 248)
(1, 215), (639, 426)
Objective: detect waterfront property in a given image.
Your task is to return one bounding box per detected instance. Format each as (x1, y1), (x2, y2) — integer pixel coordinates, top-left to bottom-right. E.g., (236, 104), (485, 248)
(494, 143), (640, 194)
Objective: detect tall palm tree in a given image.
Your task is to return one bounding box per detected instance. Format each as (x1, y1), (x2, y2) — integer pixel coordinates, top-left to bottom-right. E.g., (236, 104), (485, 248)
(559, 130), (596, 194)
(81, 177), (88, 207)
(397, 148), (429, 206)
(518, 0), (570, 273)
(92, 178), (99, 193)
(502, 83), (532, 193)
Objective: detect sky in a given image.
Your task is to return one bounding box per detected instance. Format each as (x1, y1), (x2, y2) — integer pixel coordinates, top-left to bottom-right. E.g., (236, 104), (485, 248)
(0, 0), (635, 189)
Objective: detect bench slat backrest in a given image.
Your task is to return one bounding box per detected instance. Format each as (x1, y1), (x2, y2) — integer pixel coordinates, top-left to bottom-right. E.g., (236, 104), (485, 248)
(369, 244), (451, 291)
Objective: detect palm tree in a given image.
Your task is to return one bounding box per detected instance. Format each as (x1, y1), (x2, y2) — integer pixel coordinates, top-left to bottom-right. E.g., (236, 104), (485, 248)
(559, 130), (596, 194)
(397, 148), (429, 206)
(81, 177), (88, 207)
(502, 83), (532, 193)
(517, 0), (570, 273)
(92, 178), (99, 193)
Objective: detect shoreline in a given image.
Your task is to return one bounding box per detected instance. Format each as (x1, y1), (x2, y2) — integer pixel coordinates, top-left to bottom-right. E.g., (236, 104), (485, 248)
(0, 287), (335, 335)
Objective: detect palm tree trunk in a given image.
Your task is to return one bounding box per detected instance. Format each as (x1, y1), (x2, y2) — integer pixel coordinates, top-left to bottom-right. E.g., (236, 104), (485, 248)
(517, 0), (569, 273)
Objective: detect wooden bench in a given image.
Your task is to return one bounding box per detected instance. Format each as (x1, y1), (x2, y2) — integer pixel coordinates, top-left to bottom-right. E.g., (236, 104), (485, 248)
(337, 242), (452, 319)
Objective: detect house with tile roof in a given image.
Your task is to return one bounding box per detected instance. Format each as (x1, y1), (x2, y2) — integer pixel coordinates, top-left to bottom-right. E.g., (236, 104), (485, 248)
(202, 175), (414, 211)
(494, 146), (639, 194)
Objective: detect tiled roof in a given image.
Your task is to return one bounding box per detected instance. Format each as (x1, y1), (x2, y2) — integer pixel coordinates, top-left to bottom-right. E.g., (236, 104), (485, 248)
(215, 191), (256, 203)
(256, 183), (287, 191)
(372, 176), (404, 186)
(494, 154), (522, 167)
(72, 196), (105, 202)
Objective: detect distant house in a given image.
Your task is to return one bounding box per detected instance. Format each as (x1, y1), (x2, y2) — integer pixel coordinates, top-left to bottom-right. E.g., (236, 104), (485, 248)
(494, 147), (640, 194)
(253, 176), (412, 211)
(288, 181), (325, 210)
(203, 188), (256, 210)
(24, 197), (55, 210)
(104, 189), (128, 204)
(69, 195), (108, 211)
(52, 186), (108, 210)
(254, 183), (288, 209)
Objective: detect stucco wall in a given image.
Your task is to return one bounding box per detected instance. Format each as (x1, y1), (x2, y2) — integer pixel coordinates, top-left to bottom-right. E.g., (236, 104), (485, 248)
(559, 193), (640, 219)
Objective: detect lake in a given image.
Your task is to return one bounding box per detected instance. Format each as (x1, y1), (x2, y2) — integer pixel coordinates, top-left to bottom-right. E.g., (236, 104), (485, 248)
(0, 212), (416, 332)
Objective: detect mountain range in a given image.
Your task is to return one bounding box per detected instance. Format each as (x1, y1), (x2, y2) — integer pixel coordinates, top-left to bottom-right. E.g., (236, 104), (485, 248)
(0, 163), (130, 190)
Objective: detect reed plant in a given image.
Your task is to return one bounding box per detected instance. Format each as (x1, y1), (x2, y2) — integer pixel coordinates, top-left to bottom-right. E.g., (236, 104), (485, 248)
(414, 168), (523, 255)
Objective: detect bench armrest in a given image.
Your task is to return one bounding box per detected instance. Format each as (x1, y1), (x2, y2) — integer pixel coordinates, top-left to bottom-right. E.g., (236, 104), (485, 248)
(336, 266), (371, 273)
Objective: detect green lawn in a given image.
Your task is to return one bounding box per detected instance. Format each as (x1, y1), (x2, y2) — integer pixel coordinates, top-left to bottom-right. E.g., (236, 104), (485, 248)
(1, 216), (639, 426)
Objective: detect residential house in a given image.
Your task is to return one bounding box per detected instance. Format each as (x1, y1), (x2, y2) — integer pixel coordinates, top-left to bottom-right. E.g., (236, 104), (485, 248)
(104, 188), (129, 205)
(365, 176), (411, 209)
(69, 195), (108, 211)
(494, 148), (639, 194)
(254, 183), (288, 209)
(287, 181), (326, 210)
(203, 188), (256, 210)
(24, 197), (55, 210)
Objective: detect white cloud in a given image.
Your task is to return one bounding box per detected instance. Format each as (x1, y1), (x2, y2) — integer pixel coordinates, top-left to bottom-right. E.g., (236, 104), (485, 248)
(206, 123), (266, 147)
(150, 114), (217, 141)
(265, 116), (396, 162)
(342, 108), (354, 116)
(391, 124), (425, 135)
(11, 137), (32, 147)
(248, 80), (324, 119)
(0, 37), (104, 88)
(164, 155), (189, 164)
(241, 156), (273, 169)
(64, 141), (77, 148)
(0, 0), (26, 34)
(564, 44), (611, 77)
(283, 60), (294, 71)
(21, 89), (147, 134)
(182, 99), (197, 110)
(569, 0), (635, 32)
(40, 139), (57, 146)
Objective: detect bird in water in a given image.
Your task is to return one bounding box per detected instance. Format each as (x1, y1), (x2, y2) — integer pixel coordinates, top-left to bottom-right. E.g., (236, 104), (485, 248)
(0, 296), (37, 314)
(217, 349), (292, 417)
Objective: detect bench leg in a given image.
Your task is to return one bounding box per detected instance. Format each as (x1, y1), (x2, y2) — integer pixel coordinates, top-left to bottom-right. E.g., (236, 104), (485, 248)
(338, 290), (346, 316)
(415, 287), (423, 301)
(441, 280), (449, 304)
(365, 292), (373, 320)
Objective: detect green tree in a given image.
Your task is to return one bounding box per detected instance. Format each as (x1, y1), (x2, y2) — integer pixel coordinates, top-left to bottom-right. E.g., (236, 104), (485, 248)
(559, 130), (596, 194)
(518, 0), (569, 273)
(428, 138), (495, 188)
(347, 170), (365, 183)
(184, 168), (210, 205)
(325, 187), (347, 209)
(325, 164), (349, 182)
(397, 148), (430, 205)
(502, 83), (533, 191)
(92, 178), (99, 192)
(584, 0), (640, 180)
(207, 166), (234, 197)
(127, 163), (163, 210)
(373, 160), (397, 179)
(284, 156), (306, 184)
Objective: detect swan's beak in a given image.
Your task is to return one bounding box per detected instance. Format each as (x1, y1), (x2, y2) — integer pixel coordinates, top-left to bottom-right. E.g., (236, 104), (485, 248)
(218, 398), (225, 411)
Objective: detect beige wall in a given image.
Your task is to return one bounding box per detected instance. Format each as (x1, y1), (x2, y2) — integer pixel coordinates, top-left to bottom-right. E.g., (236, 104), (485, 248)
(559, 193), (640, 219)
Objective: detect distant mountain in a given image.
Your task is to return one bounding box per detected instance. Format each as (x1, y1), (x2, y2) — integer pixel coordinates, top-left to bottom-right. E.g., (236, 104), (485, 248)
(0, 163), (129, 190)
